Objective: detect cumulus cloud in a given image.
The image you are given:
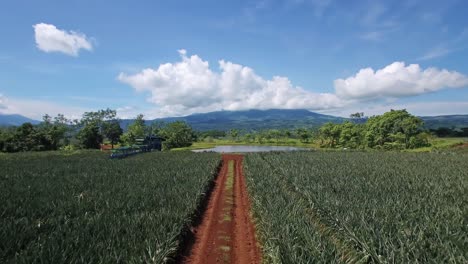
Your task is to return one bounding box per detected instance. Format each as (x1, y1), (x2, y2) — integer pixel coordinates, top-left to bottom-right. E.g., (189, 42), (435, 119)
(33, 23), (93, 56)
(334, 62), (468, 99)
(118, 50), (343, 117)
(0, 94), (7, 109)
(321, 101), (468, 117)
(118, 51), (468, 117)
(0, 95), (87, 120)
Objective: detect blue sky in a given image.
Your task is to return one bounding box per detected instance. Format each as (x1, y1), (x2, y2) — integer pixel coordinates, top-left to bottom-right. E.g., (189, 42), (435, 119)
(0, 0), (467, 119)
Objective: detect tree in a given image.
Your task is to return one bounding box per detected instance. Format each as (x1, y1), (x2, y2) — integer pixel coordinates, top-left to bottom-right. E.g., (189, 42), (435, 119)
(295, 128), (310, 143)
(121, 114), (146, 145)
(0, 115), (71, 152)
(75, 109), (118, 149)
(339, 122), (364, 149)
(103, 121), (123, 148)
(319, 123), (341, 147)
(14, 123), (40, 151)
(197, 130), (226, 140)
(365, 109), (426, 149)
(149, 121), (166, 136)
(350, 112), (364, 119)
(0, 127), (16, 152)
(243, 133), (253, 143)
(38, 114), (69, 150)
(159, 121), (194, 150)
(81, 108), (116, 127)
(229, 129), (239, 142)
(77, 122), (103, 149)
(268, 129), (282, 143)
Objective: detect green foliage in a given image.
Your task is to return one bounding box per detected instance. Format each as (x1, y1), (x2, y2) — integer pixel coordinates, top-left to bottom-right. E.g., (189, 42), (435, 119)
(0, 151), (220, 263)
(120, 114), (146, 145)
(349, 112), (365, 120)
(80, 108), (116, 127)
(430, 126), (468, 137)
(244, 152), (468, 263)
(365, 109), (426, 149)
(77, 122), (103, 149)
(196, 130), (227, 140)
(0, 114), (70, 152)
(228, 129), (239, 141)
(0, 109), (121, 151)
(40, 114), (70, 149)
(102, 120), (123, 147)
(319, 122), (342, 147)
(159, 121), (194, 150)
(295, 128), (311, 143)
(78, 109), (120, 149)
(319, 110), (429, 150)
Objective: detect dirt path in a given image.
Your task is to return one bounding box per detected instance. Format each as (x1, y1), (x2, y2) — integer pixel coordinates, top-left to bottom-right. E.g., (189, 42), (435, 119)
(183, 154), (261, 264)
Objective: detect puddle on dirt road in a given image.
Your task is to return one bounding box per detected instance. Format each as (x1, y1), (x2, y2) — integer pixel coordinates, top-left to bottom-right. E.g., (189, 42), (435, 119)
(192, 145), (311, 153)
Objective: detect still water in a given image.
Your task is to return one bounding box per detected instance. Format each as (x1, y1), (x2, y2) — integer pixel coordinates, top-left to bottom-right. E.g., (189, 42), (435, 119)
(192, 145), (310, 153)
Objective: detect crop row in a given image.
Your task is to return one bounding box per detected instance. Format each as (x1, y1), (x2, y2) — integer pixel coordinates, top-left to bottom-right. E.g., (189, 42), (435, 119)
(244, 151), (468, 263)
(0, 151), (220, 263)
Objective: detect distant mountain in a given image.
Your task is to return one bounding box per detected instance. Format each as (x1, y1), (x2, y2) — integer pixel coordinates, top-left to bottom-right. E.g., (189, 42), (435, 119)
(120, 109), (347, 131)
(135, 109), (468, 131)
(420, 115), (468, 129)
(0, 114), (40, 126)
(2, 110), (468, 131)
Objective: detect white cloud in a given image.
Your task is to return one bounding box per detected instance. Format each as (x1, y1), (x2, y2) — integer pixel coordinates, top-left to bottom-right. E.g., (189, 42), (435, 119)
(118, 50), (344, 117)
(33, 23), (93, 56)
(419, 47), (451, 60)
(0, 95), (87, 120)
(115, 106), (142, 119)
(334, 62), (468, 99)
(320, 101), (468, 117)
(0, 94), (7, 109)
(118, 51), (468, 118)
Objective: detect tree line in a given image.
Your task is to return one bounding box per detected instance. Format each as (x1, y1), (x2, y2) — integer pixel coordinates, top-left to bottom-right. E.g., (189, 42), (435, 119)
(196, 110), (433, 150)
(429, 127), (468, 138)
(0, 109), (194, 152)
(318, 109), (430, 150)
(0, 108), (453, 153)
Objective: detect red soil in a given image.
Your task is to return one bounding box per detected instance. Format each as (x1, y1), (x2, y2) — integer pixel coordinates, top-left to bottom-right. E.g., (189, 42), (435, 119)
(183, 154), (262, 264)
(99, 144), (114, 152)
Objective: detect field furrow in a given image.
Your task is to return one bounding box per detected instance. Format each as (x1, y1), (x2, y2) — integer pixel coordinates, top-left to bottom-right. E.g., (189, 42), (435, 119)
(183, 154), (262, 264)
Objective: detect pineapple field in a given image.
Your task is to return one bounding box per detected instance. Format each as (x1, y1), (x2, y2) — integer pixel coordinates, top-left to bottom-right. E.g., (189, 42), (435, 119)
(1, 150), (467, 263)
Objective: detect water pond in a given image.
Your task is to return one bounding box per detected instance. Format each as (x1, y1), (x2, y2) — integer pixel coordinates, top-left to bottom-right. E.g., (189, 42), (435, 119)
(192, 145), (311, 153)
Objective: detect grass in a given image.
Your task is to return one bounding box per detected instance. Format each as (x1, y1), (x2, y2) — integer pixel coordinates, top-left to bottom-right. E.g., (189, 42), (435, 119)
(172, 139), (319, 151)
(406, 137), (467, 152)
(173, 137), (468, 153)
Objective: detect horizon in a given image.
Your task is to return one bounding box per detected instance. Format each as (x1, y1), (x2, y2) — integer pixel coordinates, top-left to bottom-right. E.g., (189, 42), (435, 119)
(3, 108), (468, 124)
(1, 0), (468, 119)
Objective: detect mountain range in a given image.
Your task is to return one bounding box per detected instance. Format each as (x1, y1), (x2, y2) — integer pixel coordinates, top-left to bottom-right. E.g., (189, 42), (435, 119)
(2, 109), (468, 131)
(0, 114), (40, 127)
(120, 109), (347, 131)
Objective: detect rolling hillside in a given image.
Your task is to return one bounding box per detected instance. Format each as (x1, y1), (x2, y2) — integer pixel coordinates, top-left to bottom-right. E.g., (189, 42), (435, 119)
(2, 110), (468, 131)
(0, 114), (40, 126)
(118, 109), (345, 131)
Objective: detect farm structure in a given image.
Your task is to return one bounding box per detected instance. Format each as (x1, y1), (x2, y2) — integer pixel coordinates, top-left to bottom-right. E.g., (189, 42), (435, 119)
(110, 135), (165, 158)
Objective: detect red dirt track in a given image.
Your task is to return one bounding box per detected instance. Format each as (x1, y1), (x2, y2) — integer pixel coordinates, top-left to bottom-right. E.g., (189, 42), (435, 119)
(184, 154), (261, 264)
